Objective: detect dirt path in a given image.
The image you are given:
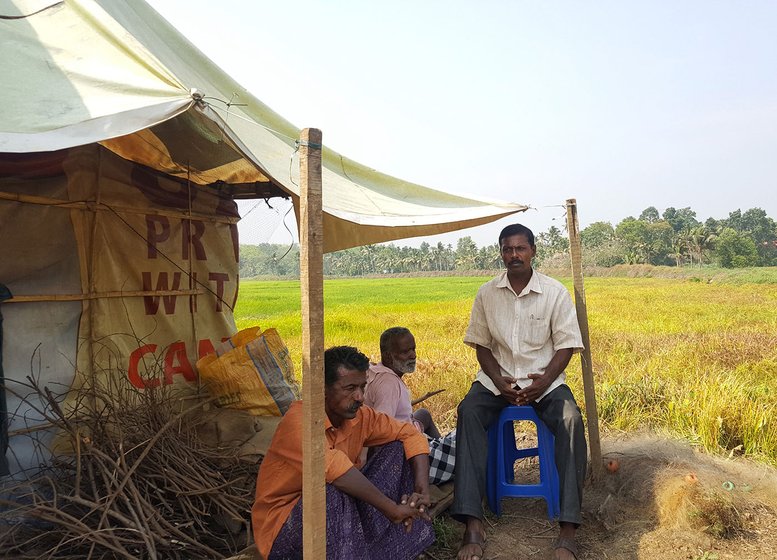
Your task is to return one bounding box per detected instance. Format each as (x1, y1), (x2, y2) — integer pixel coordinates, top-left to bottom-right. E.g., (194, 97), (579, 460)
(426, 435), (777, 560)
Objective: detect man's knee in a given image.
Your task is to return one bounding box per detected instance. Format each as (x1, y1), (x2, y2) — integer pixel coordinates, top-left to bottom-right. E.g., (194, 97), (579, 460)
(458, 385), (506, 428)
(561, 397), (583, 420)
(456, 394), (479, 423)
(553, 397), (582, 434)
(413, 407), (433, 426)
(457, 385), (487, 415)
(378, 440), (405, 456)
(538, 388), (584, 437)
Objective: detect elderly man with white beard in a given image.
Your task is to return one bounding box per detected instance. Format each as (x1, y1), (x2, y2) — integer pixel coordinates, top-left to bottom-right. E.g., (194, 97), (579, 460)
(365, 327), (457, 485)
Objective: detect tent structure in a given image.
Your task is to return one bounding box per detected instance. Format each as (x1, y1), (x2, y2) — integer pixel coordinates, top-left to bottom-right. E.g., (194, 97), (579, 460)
(0, 0), (527, 476)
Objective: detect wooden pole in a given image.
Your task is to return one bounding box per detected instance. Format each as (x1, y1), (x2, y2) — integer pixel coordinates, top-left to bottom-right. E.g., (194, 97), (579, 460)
(299, 128), (326, 559)
(0, 191), (239, 225)
(565, 198), (603, 479)
(4, 289), (202, 304)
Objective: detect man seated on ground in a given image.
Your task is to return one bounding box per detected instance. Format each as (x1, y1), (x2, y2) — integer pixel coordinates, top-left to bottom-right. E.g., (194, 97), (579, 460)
(252, 345), (435, 560)
(365, 326), (457, 486)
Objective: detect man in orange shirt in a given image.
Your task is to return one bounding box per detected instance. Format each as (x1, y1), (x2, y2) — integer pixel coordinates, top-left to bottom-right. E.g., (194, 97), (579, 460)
(252, 345), (435, 559)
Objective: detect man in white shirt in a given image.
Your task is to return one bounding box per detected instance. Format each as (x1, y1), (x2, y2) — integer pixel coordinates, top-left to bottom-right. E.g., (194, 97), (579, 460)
(451, 224), (587, 560)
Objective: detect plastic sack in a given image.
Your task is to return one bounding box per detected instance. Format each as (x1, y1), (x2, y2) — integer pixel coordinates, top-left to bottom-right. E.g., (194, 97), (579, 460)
(196, 326), (299, 416)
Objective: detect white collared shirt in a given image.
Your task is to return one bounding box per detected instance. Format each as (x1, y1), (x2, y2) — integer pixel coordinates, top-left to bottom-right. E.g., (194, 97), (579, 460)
(464, 270), (584, 401)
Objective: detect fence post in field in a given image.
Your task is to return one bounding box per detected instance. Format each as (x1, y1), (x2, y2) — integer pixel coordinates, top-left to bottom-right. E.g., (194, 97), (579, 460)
(300, 128), (326, 558)
(565, 198), (603, 479)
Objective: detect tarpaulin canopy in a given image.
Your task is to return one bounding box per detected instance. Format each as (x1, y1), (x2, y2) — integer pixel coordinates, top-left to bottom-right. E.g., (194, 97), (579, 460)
(0, 0), (529, 477)
(0, 0), (527, 253)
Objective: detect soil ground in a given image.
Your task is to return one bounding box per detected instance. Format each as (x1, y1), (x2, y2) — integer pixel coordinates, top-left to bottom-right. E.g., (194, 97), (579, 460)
(425, 433), (777, 560)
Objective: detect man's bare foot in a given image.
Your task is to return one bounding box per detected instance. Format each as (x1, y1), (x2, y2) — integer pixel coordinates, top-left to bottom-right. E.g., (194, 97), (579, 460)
(553, 522), (578, 559)
(553, 537), (578, 559)
(457, 517), (486, 560)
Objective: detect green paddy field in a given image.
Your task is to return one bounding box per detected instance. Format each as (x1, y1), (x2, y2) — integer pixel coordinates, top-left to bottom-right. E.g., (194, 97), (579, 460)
(234, 273), (777, 465)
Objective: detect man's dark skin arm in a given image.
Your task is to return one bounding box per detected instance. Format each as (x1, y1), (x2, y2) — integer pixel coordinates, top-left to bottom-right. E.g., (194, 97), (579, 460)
(406, 452), (431, 505)
(476, 344), (574, 404)
(400, 452), (433, 529)
(331, 453), (431, 531)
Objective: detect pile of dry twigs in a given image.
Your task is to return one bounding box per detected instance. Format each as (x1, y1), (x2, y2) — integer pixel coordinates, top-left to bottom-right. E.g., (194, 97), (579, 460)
(0, 374), (259, 559)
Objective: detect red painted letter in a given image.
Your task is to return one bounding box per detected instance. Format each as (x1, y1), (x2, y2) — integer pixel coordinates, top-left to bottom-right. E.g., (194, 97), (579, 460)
(128, 344), (161, 389)
(182, 219), (207, 261)
(208, 272), (230, 312)
(142, 271), (182, 315)
(164, 341), (197, 385)
(146, 215), (170, 259)
(197, 338), (216, 359)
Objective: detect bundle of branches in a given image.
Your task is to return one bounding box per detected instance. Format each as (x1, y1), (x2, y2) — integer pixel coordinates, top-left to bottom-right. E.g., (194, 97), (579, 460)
(0, 372), (260, 559)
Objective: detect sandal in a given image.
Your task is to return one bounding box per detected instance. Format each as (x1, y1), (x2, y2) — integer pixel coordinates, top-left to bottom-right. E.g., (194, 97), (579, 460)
(553, 536), (579, 559)
(457, 529), (486, 560)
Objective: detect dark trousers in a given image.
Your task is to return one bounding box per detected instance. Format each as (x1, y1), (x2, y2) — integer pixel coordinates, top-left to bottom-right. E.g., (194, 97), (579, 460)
(450, 382), (587, 525)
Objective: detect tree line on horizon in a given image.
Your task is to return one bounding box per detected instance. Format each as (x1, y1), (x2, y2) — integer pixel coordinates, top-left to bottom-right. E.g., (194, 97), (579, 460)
(238, 206), (777, 278)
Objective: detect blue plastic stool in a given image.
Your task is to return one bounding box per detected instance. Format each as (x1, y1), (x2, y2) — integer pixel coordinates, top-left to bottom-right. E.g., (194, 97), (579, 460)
(486, 405), (560, 519)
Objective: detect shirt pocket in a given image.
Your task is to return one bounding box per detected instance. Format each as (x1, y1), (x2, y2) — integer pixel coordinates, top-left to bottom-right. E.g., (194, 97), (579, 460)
(523, 313), (551, 350)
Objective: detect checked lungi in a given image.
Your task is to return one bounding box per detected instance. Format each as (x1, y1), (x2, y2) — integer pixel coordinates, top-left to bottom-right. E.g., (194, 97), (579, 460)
(428, 429), (456, 485)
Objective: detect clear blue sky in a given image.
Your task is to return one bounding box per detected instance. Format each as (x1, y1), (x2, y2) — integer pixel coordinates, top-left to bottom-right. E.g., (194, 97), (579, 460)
(147, 0), (777, 248)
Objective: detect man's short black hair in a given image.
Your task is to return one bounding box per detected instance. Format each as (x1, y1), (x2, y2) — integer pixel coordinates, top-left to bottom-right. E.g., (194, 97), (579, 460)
(324, 346), (370, 386)
(498, 223), (535, 247)
(379, 326), (412, 355)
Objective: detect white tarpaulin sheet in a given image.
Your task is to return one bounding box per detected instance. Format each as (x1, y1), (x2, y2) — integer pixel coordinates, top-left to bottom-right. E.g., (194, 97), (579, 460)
(0, 0), (527, 252)
(0, 0), (529, 475)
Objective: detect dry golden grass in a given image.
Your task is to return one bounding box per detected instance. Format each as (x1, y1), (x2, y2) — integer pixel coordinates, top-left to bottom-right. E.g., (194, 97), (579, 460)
(235, 275), (777, 465)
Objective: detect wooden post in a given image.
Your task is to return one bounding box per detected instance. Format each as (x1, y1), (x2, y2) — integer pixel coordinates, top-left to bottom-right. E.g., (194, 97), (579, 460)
(300, 128), (326, 558)
(565, 198), (603, 479)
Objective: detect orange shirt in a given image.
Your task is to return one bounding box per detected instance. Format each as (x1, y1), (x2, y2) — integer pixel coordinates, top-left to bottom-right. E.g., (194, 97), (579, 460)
(252, 401), (429, 559)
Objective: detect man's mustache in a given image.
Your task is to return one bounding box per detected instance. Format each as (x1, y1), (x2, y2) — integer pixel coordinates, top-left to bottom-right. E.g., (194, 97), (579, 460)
(509, 259), (524, 266)
(348, 402), (362, 413)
